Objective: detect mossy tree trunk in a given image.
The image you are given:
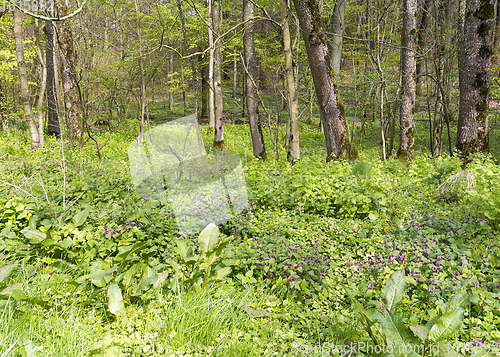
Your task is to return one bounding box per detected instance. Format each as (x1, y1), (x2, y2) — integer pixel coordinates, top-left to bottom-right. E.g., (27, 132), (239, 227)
(212, 0), (224, 149)
(292, 0), (358, 162)
(457, 0), (495, 158)
(398, 0), (417, 162)
(243, 0), (266, 159)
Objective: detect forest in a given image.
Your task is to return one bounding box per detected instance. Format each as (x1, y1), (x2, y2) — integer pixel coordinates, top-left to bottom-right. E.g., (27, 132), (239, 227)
(0, 0), (500, 355)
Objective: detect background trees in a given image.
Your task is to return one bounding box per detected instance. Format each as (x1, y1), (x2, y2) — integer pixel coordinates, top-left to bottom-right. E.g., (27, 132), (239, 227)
(1, 0), (499, 162)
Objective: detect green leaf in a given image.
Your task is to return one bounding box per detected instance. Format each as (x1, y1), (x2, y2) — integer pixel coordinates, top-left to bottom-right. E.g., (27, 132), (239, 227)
(115, 242), (150, 263)
(215, 267), (231, 280)
(198, 223), (219, 254)
(0, 283), (27, 300)
(75, 266), (117, 285)
(73, 207), (90, 227)
(381, 310), (420, 352)
(428, 308), (464, 342)
(381, 270), (406, 312)
(241, 305), (273, 317)
(0, 264), (14, 284)
(107, 283), (124, 315)
(410, 324), (430, 341)
(122, 263), (142, 286)
(20, 227), (46, 244)
(442, 293), (470, 314)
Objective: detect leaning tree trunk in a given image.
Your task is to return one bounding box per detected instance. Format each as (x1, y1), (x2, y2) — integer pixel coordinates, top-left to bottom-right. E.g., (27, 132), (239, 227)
(329, 0), (346, 76)
(212, 0), (224, 148)
(292, 0), (358, 162)
(55, 0), (83, 148)
(456, 0), (495, 158)
(13, 8), (40, 149)
(281, 0), (299, 162)
(45, 16), (61, 137)
(243, 0), (267, 160)
(398, 0), (417, 162)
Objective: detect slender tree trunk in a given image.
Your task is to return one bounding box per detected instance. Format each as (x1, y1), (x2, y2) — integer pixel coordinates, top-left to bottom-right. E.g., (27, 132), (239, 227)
(329, 0), (346, 76)
(45, 17), (61, 137)
(293, 0), (358, 161)
(457, 0), (495, 157)
(213, 0), (224, 148)
(169, 52), (174, 111)
(55, 0), (83, 148)
(35, 20), (46, 147)
(243, 0), (266, 159)
(398, 0), (417, 162)
(134, 0), (146, 143)
(232, 55), (238, 97)
(281, 0), (300, 162)
(416, 0), (432, 89)
(208, 0), (215, 129)
(0, 84), (8, 132)
(13, 8), (40, 150)
(200, 50), (209, 119)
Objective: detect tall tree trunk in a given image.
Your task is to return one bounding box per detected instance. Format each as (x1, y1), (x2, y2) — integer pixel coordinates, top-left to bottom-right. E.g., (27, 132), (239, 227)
(281, 0), (300, 162)
(213, 0), (224, 148)
(55, 0), (83, 148)
(134, 0), (146, 143)
(232, 55), (238, 97)
(329, 0), (347, 76)
(293, 0), (358, 161)
(13, 8), (40, 150)
(416, 0), (432, 89)
(243, 0), (266, 159)
(200, 50), (209, 119)
(457, 0), (495, 157)
(45, 17), (61, 137)
(35, 20), (46, 147)
(398, 0), (417, 162)
(169, 52), (174, 111)
(208, 0), (215, 128)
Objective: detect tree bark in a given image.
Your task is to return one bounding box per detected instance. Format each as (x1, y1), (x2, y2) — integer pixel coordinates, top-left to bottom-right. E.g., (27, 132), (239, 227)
(208, 0), (215, 128)
(243, 0), (266, 160)
(55, 0), (83, 148)
(213, 0), (224, 148)
(329, 0), (346, 76)
(35, 20), (46, 147)
(13, 8), (40, 149)
(416, 0), (432, 88)
(281, 0), (300, 162)
(293, 0), (358, 161)
(133, 0), (146, 143)
(398, 0), (417, 162)
(169, 52), (174, 111)
(45, 16), (61, 137)
(457, 0), (495, 157)
(0, 83), (8, 132)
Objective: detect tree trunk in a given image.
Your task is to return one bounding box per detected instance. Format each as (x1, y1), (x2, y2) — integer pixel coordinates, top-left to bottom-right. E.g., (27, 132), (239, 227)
(213, 0), (224, 148)
(243, 0), (266, 159)
(208, 0), (215, 128)
(35, 20), (46, 147)
(45, 17), (61, 137)
(329, 0), (346, 76)
(293, 0), (358, 161)
(281, 0), (300, 163)
(200, 50), (209, 119)
(13, 8), (40, 150)
(457, 0), (495, 157)
(169, 52), (174, 111)
(55, 0), (83, 148)
(134, 0), (146, 143)
(416, 0), (432, 89)
(0, 84), (8, 132)
(398, 0), (417, 162)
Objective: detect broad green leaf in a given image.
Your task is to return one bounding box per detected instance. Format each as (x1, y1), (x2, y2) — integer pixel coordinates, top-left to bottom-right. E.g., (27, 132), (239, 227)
(198, 223), (219, 254)
(0, 283), (27, 300)
(107, 283), (124, 315)
(241, 305), (273, 317)
(381, 310), (420, 352)
(122, 263), (142, 286)
(442, 293), (470, 314)
(410, 324), (430, 341)
(75, 266), (117, 285)
(364, 308), (385, 324)
(0, 264), (14, 284)
(153, 271), (168, 288)
(115, 242), (149, 262)
(381, 270), (406, 312)
(174, 239), (188, 260)
(73, 207), (90, 227)
(20, 227), (46, 244)
(215, 267), (231, 280)
(426, 314), (441, 329)
(428, 308), (464, 342)
(22, 336), (34, 357)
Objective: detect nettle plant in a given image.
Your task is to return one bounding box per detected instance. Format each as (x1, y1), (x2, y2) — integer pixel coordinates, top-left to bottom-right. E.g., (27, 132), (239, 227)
(343, 270), (469, 357)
